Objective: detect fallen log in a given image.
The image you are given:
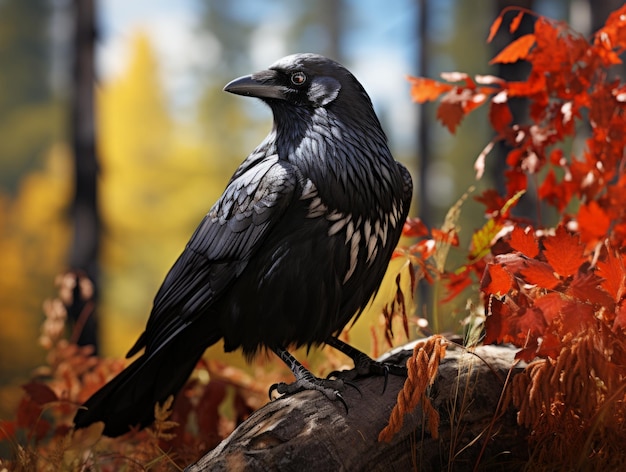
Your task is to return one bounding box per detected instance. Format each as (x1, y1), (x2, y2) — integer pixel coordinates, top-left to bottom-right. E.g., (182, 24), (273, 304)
(187, 342), (528, 471)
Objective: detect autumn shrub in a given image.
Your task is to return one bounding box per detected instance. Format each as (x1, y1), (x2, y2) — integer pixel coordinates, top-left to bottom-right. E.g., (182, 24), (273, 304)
(402, 5), (626, 469)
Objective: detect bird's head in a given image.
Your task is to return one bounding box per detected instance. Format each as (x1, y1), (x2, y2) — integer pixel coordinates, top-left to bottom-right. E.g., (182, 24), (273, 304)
(223, 53), (374, 114)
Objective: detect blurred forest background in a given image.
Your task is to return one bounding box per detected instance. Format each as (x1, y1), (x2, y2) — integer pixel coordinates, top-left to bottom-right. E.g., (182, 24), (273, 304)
(0, 0), (620, 421)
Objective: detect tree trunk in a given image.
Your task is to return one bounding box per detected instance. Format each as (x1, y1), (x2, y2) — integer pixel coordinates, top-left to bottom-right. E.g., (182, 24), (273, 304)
(186, 342), (528, 471)
(69, 0), (99, 349)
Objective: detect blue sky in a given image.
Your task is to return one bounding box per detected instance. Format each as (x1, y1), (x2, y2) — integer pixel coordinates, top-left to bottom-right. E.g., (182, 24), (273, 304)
(97, 0), (420, 148)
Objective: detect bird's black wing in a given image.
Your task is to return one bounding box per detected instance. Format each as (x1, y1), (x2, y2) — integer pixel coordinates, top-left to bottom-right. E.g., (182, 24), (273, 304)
(127, 155), (297, 357)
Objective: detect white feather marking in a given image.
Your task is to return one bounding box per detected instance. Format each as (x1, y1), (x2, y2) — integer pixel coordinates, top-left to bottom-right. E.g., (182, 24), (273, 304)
(366, 235), (378, 263)
(326, 210), (344, 221)
(344, 230), (361, 283)
(389, 207), (397, 228)
(345, 220), (354, 244)
(381, 219), (388, 247)
(306, 197), (328, 218)
(368, 244), (378, 263)
(328, 217), (348, 236)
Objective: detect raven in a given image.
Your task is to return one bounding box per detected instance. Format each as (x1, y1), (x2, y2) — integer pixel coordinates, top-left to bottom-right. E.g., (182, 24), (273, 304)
(73, 53), (413, 437)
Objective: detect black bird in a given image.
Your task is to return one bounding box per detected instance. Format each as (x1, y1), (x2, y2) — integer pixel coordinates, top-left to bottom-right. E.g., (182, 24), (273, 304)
(73, 53), (413, 437)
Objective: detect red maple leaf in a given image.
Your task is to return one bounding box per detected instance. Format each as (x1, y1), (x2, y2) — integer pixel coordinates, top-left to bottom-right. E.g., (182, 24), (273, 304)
(566, 271), (614, 308)
(489, 92), (514, 134)
(512, 307), (547, 341)
(577, 200), (611, 244)
(593, 4), (626, 66)
(542, 226), (586, 278)
(535, 331), (562, 359)
(597, 248), (626, 302)
(475, 189), (507, 215)
(538, 169), (577, 213)
(437, 98), (465, 133)
(402, 217), (429, 238)
(481, 263), (513, 296)
(505, 168), (528, 196)
(484, 297), (513, 344)
(509, 225), (539, 258)
(560, 300), (596, 335)
(520, 260), (560, 289)
(22, 381), (58, 406)
(533, 292), (566, 324)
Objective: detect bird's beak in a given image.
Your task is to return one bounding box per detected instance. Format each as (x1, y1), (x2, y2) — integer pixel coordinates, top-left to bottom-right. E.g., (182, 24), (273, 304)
(223, 71), (286, 100)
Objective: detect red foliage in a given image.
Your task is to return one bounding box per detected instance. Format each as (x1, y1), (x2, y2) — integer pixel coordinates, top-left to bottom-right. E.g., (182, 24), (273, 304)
(405, 8), (626, 463)
(407, 4), (626, 355)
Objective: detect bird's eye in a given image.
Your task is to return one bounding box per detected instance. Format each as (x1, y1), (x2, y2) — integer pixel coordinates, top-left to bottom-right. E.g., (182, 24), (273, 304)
(290, 72), (307, 86)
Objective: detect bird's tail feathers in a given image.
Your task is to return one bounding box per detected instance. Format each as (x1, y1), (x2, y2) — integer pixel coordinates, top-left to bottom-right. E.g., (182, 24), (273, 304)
(74, 331), (220, 437)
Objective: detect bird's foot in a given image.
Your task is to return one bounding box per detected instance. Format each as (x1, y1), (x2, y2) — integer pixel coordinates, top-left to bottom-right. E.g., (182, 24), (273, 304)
(328, 359), (407, 392)
(271, 346), (360, 412)
(325, 338), (408, 394)
(269, 373), (350, 412)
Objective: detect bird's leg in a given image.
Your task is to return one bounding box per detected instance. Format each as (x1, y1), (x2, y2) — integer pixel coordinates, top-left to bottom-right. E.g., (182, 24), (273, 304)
(269, 346), (349, 412)
(325, 337), (407, 393)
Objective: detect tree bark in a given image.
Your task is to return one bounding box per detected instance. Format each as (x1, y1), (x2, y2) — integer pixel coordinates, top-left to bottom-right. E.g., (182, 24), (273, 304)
(186, 342), (529, 471)
(69, 0), (99, 349)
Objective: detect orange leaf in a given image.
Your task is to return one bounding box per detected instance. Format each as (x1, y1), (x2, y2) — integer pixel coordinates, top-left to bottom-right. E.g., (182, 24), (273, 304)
(431, 228), (459, 246)
(490, 34), (536, 64)
(436, 88), (488, 133)
(505, 71), (547, 97)
(487, 14), (504, 43)
(402, 217), (429, 238)
(482, 263), (513, 296)
(509, 226), (539, 258)
(407, 76), (453, 103)
(510, 11), (525, 34)
(442, 270), (473, 303)
(542, 226), (586, 278)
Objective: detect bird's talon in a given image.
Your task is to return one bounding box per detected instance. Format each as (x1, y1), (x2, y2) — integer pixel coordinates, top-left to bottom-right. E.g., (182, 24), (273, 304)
(268, 382), (283, 400)
(381, 365), (389, 394)
(335, 391), (348, 414)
